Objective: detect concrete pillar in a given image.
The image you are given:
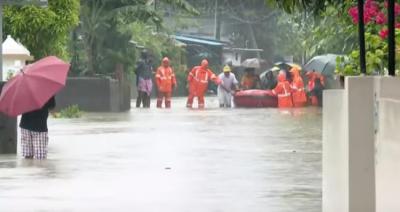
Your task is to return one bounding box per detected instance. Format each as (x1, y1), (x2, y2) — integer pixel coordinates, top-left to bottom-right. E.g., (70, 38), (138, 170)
(375, 77), (400, 212)
(0, 114), (17, 154)
(346, 77), (375, 212)
(323, 76), (376, 212)
(0, 81), (17, 154)
(376, 99), (400, 212)
(323, 89), (348, 212)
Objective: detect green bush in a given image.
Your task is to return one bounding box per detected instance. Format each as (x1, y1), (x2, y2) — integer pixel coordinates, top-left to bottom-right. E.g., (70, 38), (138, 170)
(55, 105), (83, 118)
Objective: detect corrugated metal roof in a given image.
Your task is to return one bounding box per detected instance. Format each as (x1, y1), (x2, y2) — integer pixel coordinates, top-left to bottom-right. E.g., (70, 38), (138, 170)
(175, 35), (224, 46)
(224, 47), (264, 52)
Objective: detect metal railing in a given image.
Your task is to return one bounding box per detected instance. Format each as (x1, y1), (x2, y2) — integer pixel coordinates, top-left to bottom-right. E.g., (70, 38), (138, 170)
(357, 0), (396, 76)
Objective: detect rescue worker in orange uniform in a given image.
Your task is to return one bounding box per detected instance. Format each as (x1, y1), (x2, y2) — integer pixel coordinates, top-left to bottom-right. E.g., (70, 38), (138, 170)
(306, 70), (325, 106)
(272, 71), (293, 108)
(290, 67), (307, 107)
(186, 59), (221, 108)
(155, 57), (177, 108)
(240, 68), (261, 90)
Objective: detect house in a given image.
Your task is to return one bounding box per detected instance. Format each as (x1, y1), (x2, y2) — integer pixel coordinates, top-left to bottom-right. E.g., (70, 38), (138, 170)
(174, 35), (225, 69)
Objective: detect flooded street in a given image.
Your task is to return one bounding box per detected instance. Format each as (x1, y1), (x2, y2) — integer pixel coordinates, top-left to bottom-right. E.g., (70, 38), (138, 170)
(0, 97), (322, 212)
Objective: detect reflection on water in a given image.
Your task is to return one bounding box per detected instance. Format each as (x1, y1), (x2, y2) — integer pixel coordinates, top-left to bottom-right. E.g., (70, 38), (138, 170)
(0, 97), (322, 212)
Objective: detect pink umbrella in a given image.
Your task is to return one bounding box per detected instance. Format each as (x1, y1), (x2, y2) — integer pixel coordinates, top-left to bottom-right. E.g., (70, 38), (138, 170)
(0, 56), (70, 117)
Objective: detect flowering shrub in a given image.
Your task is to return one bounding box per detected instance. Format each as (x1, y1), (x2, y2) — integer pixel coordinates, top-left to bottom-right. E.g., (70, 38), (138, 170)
(337, 0), (400, 75)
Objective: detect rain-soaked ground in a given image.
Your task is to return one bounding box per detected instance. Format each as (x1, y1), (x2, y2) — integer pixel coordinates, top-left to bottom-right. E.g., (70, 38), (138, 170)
(0, 97), (322, 212)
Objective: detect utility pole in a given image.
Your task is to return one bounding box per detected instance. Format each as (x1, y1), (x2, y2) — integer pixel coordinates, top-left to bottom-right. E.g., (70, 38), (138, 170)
(214, 0), (221, 40)
(0, 0), (48, 81)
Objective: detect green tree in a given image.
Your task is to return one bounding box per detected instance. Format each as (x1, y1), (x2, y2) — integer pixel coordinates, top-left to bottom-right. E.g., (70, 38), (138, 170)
(3, 0), (80, 60)
(76, 0), (197, 76)
(274, 5), (357, 63)
(184, 0), (279, 62)
(265, 0), (345, 14)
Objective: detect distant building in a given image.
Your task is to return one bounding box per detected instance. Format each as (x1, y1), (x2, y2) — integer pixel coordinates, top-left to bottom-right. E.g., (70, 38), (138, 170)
(223, 47), (264, 67)
(174, 35), (225, 69)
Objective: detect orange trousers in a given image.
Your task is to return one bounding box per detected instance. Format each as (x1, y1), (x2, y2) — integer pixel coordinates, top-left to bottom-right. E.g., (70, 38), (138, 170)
(157, 92), (172, 108)
(186, 92), (205, 108)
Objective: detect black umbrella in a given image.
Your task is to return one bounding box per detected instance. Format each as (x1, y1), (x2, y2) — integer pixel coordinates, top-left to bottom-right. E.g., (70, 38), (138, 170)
(304, 54), (341, 77)
(259, 67), (279, 90)
(274, 62), (302, 70)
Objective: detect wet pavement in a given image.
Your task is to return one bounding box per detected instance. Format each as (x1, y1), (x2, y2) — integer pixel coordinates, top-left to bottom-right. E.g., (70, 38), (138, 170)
(0, 97), (322, 212)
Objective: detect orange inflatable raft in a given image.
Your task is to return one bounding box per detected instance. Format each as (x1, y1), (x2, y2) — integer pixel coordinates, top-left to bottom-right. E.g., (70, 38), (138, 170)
(234, 89), (278, 108)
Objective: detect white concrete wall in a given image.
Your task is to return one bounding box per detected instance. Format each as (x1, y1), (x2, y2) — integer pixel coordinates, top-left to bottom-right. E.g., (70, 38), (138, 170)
(346, 77), (376, 212)
(2, 58), (25, 80)
(376, 77), (400, 99)
(323, 90), (348, 212)
(374, 76), (400, 212)
(323, 77), (376, 212)
(324, 76), (400, 212)
(376, 99), (400, 212)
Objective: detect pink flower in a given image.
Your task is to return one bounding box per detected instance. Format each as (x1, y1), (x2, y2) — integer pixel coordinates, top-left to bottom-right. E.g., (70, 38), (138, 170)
(395, 3), (400, 16)
(365, 0), (379, 17)
(396, 23), (400, 28)
(349, 6), (359, 24)
(348, 1), (379, 25)
(364, 0), (379, 24)
(384, 1), (400, 16)
(364, 14), (373, 24)
(376, 12), (387, 24)
(379, 28), (389, 39)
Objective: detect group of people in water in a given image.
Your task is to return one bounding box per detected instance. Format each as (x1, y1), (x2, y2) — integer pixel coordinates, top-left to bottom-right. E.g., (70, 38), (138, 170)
(272, 67), (324, 108)
(135, 50), (325, 109)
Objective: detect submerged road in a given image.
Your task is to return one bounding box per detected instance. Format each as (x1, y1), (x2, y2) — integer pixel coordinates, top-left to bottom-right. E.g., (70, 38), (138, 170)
(0, 97), (322, 212)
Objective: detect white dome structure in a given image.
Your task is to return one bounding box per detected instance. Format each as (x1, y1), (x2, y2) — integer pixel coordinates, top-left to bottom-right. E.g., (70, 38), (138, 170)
(2, 35), (33, 80)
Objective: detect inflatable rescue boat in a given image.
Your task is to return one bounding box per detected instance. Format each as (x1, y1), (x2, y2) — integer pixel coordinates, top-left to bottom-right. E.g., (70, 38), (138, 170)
(234, 89), (278, 108)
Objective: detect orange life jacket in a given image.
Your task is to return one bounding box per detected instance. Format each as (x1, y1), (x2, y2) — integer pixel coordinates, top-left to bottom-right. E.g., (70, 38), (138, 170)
(307, 72), (324, 106)
(156, 66), (176, 93)
(290, 68), (307, 107)
(273, 72), (293, 108)
(241, 75), (259, 89)
(187, 66), (219, 96)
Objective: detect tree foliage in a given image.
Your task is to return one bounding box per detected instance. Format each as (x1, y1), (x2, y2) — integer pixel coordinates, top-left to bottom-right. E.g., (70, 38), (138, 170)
(3, 0), (80, 60)
(184, 0), (278, 62)
(178, 0), (358, 66)
(274, 5), (357, 63)
(74, 0), (197, 76)
(336, 0), (400, 76)
(265, 0), (345, 14)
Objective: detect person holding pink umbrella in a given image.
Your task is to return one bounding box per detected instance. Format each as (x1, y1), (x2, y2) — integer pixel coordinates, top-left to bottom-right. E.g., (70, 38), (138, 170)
(19, 96), (56, 159)
(0, 56), (70, 159)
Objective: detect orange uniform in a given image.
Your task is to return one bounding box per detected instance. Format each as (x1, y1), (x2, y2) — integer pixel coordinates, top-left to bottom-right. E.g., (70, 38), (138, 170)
(290, 67), (307, 107)
(272, 72), (293, 108)
(241, 75), (260, 89)
(187, 59), (220, 108)
(155, 57), (177, 108)
(306, 71), (325, 106)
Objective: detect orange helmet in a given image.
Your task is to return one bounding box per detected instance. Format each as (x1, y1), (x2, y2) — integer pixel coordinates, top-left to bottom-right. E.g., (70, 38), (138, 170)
(290, 67), (300, 78)
(201, 59), (209, 69)
(277, 71), (287, 82)
(162, 57), (169, 66)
